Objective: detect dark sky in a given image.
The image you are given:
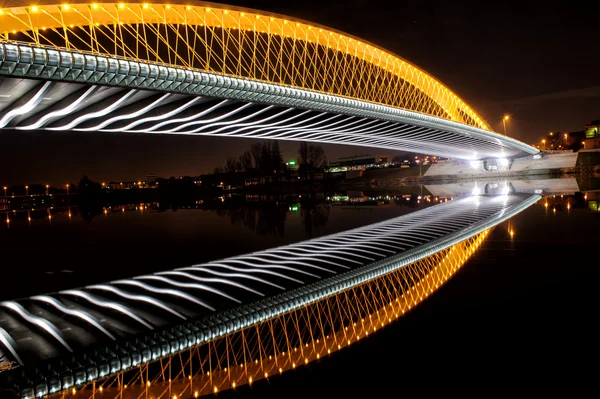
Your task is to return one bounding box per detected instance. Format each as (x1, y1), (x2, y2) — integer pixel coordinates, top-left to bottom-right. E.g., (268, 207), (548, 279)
(1, 0), (599, 186)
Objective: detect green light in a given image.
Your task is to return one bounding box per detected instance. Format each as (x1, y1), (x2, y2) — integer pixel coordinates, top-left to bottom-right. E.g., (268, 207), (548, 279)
(291, 206), (299, 212)
(288, 160), (296, 165)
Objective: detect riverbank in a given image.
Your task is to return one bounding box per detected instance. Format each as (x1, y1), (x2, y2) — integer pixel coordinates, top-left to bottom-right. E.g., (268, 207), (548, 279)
(339, 151), (600, 190)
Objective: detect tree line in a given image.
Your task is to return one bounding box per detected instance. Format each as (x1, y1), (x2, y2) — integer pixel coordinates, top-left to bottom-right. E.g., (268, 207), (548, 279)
(213, 141), (327, 175)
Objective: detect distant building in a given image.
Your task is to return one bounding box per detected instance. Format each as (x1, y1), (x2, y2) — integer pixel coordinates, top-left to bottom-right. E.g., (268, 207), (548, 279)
(285, 160), (299, 171)
(327, 154), (392, 172)
(586, 191), (600, 213)
(329, 154), (392, 168)
(106, 181), (147, 189)
(583, 120), (600, 149)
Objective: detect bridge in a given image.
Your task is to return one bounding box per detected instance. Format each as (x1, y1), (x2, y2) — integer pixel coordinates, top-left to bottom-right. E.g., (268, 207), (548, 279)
(0, 1), (538, 160)
(0, 2), (544, 397)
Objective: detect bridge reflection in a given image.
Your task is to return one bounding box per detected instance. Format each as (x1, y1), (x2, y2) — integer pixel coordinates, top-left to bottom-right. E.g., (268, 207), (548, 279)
(64, 229), (488, 399)
(0, 177), (547, 399)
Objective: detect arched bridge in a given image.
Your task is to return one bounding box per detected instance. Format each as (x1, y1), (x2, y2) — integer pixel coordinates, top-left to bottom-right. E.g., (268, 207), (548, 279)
(0, 1), (538, 160)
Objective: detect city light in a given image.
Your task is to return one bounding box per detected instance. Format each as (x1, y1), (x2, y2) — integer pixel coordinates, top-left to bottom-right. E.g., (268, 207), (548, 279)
(502, 115), (510, 135)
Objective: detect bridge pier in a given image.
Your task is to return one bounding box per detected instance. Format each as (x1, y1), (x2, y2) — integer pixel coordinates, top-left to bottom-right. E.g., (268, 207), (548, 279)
(423, 151), (578, 181)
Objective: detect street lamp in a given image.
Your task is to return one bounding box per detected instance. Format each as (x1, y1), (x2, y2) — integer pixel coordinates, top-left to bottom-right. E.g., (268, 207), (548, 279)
(502, 115), (509, 136)
(542, 139), (546, 150)
(25, 185), (29, 196)
(66, 184), (70, 195)
(45, 184), (49, 195)
(2, 187), (6, 197)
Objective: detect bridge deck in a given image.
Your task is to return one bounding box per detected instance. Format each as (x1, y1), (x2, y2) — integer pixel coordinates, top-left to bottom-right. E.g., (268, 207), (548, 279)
(0, 42), (538, 160)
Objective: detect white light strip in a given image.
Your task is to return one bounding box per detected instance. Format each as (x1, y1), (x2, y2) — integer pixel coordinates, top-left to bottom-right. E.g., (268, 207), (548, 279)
(254, 114), (353, 138)
(60, 290), (153, 329)
(185, 264), (304, 284)
(135, 275), (241, 303)
(239, 254), (347, 270)
(31, 295), (116, 340)
(104, 96), (202, 132)
(173, 267), (286, 290)
(49, 90), (138, 130)
(206, 260), (320, 278)
(85, 284), (187, 320)
(265, 248), (374, 263)
(223, 109), (314, 137)
(203, 107), (296, 136)
(0, 301), (73, 352)
(110, 280), (215, 311)
(0, 81), (53, 128)
(155, 271), (266, 296)
(79, 93), (172, 131)
(236, 111), (331, 137)
(0, 327), (23, 366)
(291, 241), (397, 255)
(142, 98), (230, 132)
(17, 86), (98, 130)
(150, 102), (265, 134)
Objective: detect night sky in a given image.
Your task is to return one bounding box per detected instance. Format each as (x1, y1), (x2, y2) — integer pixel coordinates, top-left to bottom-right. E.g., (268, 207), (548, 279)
(1, 0), (599, 186)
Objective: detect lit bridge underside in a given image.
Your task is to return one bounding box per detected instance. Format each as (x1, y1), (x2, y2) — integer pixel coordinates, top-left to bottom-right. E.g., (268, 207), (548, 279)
(0, 192), (540, 398)
(0, 2), (539, 160)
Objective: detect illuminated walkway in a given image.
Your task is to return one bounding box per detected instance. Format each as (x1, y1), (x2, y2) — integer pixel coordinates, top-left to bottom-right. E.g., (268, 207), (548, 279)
(0, 192), (540, 398)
